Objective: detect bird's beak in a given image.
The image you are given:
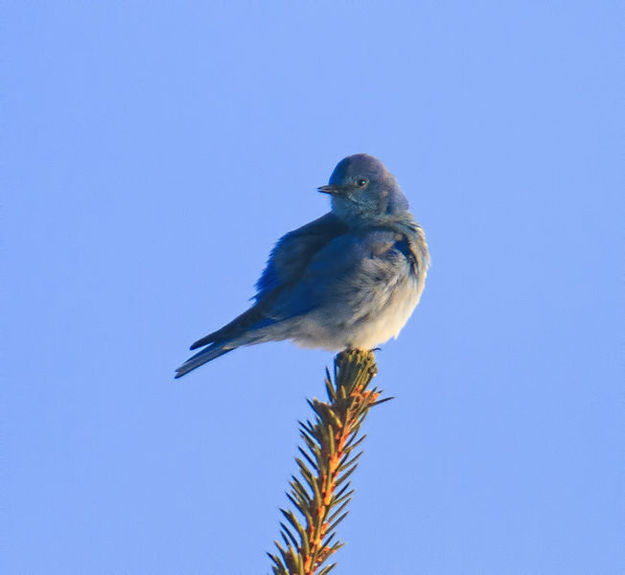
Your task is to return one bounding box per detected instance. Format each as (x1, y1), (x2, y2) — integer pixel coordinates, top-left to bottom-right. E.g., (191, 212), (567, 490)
(317, 184), (347, 196)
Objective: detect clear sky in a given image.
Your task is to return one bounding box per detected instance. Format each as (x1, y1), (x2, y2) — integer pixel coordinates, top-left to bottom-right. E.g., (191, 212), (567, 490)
(2, 2), (623, 574)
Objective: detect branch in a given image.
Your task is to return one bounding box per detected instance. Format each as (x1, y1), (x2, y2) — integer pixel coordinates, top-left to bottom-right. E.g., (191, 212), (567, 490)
(268, 349), (386, 575)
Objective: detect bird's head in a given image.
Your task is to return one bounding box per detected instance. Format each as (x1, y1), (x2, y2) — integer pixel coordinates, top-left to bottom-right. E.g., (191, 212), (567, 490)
(318, 154), (409, 222)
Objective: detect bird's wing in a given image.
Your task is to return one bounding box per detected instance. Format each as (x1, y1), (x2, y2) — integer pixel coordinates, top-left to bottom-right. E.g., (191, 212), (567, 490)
(267, 227), (418, 321)
(189, 212), (348, 350)
(254, 212), (349, 301)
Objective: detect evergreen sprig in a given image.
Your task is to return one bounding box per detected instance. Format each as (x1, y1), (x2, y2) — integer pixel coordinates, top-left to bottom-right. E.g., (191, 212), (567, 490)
(268, 349), (388, 575)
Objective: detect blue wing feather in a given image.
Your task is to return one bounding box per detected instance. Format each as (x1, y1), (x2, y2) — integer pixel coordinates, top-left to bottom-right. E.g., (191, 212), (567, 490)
(255, 212), (349, 301)
(189, 212), (348, 350)
(268, 228), (414, 320)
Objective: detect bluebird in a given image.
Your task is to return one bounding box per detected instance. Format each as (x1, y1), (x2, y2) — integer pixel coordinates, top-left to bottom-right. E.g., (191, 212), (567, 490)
(175, 154), (430, 378)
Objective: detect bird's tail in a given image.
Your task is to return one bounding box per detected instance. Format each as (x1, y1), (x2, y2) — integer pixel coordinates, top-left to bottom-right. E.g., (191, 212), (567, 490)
(174, 342), (235, 379)
(176, 302), (278, 378)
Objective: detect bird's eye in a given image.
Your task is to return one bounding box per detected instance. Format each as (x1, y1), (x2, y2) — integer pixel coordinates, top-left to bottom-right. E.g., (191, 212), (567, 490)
(356, 178), (368, 187)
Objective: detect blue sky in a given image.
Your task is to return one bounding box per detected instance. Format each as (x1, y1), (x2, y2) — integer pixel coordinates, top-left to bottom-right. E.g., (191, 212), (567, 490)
(2, 2), (623, 574)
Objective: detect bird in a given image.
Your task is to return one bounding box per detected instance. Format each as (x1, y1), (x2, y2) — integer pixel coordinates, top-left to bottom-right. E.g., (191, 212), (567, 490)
(175, 153), (430, 378)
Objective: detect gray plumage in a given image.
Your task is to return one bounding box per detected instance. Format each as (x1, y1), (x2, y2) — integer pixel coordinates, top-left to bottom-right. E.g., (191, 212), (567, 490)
(175, 154), (429, 378)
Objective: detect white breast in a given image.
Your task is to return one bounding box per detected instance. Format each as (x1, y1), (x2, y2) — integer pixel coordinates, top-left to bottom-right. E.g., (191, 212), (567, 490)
(348, 274), (423, 348)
